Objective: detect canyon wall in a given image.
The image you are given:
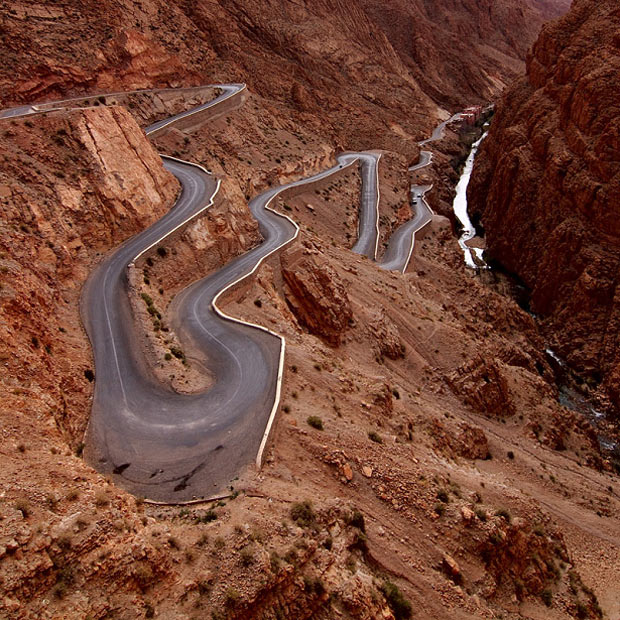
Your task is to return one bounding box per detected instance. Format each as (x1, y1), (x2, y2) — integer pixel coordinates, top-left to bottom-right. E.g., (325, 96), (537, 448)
(0, 106), (179, 444)
(1, 0), (568, 138)
(359, 0), (570, 108)
(468, 0), (620, 409)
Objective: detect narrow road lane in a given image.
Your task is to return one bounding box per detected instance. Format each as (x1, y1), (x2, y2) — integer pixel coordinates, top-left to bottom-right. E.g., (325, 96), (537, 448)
(1, 86), (463, 500)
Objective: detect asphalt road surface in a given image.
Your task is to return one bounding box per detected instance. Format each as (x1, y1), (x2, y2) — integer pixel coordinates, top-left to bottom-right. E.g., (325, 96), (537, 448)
(1, 86), (460, 501)
(82, 145), (383, 501)
(380, 115), (462, 273)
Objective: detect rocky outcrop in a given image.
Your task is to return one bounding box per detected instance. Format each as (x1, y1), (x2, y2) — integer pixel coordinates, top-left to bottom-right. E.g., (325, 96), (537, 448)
(1, 0), (568, 155)
(476, 518), (570, 600)
(447, 357), (517, 419)
(282, 245), (353, 346)
(468, 0), (620, 410)
(358, 0), (570, 108)
(430, 420), (490, 460)
(0, 107), (178, 444)
(369, 311), (406, 361)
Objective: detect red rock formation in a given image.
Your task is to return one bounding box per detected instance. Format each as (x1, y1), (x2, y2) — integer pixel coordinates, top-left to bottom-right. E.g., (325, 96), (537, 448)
(282, 245), (353, 346)
(0, 107), (178, 441)
(468, 0), (620, 409)
(0, 0), (569, 146)
(358, 0), (570, 108)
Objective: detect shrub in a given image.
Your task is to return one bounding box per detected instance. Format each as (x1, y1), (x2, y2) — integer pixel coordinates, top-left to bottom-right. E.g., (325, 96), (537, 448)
(195, 510), (217, 524)
(436, 489), (450, 504)
(290, 501), (316, 527)
(224, 587), (241, 607)
(197, 579), (211, 595)
(94, 490), (109, 507)
(541, 588), (553, 607)
(284, 548), (298, 564)
(304, 576), (325, 595)
(66, 488), (79, 501)
(134, 564), (154, 591)
(496, 508), (512, 523)
(170, 347), (185, 360)
(240, 547), (254, 567)
(346, 510), (366, 533)
(368, 431), (383, 444)
(380, 581), (412, 620)
(475, 508), (487, 522)
(307, 416), (324, 430)
(434, 503), (446, 517)
(14, 499), (31, 518)
(156, 246), (167, 258)
(507, 451), (515, 460)
(270, 551), (281, 572)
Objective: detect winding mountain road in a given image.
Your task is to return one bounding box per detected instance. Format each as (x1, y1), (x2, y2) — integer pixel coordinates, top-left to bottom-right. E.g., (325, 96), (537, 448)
(379, 115), (461, 272)
(1, 85), (461, 501)
(84, 147), (384, 501)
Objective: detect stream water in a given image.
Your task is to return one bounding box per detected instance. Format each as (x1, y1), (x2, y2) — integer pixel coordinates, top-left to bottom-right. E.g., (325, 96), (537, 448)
(546, 349), (620, 461)
(452, 132), (488, 269)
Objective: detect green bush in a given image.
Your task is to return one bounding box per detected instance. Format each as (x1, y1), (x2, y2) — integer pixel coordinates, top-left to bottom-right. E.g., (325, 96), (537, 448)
(239, 546), (254, 567)
(380, 581), (412, 620)
(290, 501), (316, 527)
(224, 587), (241, 607)
(436, 489), (450, 503)
(368, 431), (383, 444)
(496, 508), (512, 523)
(346, 510), (366, 533)
(307, 416), (324, 430)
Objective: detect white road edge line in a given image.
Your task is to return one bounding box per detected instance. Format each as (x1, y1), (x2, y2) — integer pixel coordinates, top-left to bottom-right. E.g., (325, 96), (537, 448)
(130, 155), (219, 266)
(5, 84), (433, 480)
(145, 85), (247, 137)
(130, 150), (359, 470)
(373, 154), (382, 261)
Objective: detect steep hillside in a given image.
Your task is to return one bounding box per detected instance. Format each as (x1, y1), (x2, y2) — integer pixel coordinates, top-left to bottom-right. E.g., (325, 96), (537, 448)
(4, 1), (618, 619)
(0, 0), (568, 131)
(468, 0), (620, 411)
(359, 0), (570, 108)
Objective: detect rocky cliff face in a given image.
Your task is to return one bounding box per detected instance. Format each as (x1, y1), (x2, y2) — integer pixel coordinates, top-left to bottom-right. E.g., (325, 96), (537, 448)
(0, 106), (178, 444)
(1, 0), (568, 141)
(468, 0), (620, 410)
(359, 0), (570, 108)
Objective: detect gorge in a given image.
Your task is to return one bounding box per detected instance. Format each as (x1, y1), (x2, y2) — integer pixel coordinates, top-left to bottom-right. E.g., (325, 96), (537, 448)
(1, 1), (618, 619)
